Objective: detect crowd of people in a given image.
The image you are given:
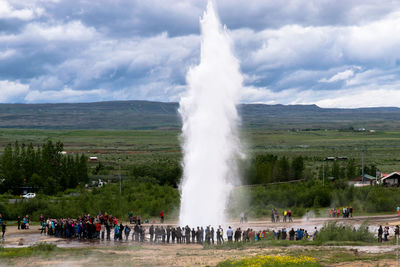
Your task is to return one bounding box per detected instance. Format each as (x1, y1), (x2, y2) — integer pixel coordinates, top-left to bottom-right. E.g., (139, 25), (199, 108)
(329, 207), (353, 218)
(3, 210), (400, 245)
(38, 213), (131, 240)
(17, 215), (31, 230)
(0, 210), (319, 244)
(271, 209), (293, 223)
(377, 225), (399, 242)
(31, 210), (318, 245)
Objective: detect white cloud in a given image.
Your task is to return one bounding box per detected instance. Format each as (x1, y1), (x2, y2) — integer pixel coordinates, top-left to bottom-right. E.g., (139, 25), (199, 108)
(0, 49), (17, 60)
(0, 80), (29, 102)
(319, 69), (355, 83)
(25, 21), (97, 41)
(234, 10), (400, 73)
(0, 0), (44, 20)
(2, 0), (400, 107)
(311, 86), (400, 108)
(49, 32), (198, 89)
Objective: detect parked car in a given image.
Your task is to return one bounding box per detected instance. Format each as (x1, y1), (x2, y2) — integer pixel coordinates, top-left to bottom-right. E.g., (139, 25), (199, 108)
(22, 193), (36, 199)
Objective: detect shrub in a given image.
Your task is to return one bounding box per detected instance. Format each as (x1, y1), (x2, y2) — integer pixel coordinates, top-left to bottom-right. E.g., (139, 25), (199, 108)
(315, 221), (375, 243)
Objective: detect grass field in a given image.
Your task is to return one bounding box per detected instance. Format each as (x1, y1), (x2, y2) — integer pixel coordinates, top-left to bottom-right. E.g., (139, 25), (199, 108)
(1, 128), (400, 173)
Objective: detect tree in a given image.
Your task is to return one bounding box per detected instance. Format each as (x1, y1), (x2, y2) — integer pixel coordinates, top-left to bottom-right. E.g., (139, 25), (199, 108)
(277, 156), (290, 181)
(291, 156), (305, 180)
(0, 141), (88, 194)
(346, 159), (356, 179)
(332, 161), (340, 180)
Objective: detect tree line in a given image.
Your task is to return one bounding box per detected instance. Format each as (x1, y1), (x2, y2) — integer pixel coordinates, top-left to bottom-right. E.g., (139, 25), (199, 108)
(130, 158), (181, 188)
(245, 154), (305, 185)
(0, 141), (88, 195)
(317, 159), (376, 181)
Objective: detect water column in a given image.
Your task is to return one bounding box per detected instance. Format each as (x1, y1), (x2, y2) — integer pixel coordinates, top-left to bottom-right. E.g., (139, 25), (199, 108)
(179, 1), (244, 227)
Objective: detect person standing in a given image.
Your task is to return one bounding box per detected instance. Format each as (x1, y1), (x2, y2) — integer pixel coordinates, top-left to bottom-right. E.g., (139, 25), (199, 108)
(289, 228), (295, 240)
(191, 228), (196, 243)
(161, 226), (166, 243)
(166, 226), (171, 243)
(105, 221), (111, 240)
(171, 227), (176, 243)
(119, 223), (124, 240)
(288, 210), (293, 222)
(313, 227), (318, 241)
(149, 225), (154, 243)
(227, 226), (233, 242)
(17, 216), (21, 230)
(134, 224), (140, 242)
(205, 226), (210, 244)
(139, 226), (145, 242)
(114, 224), (120, 240)
(185, 226), (190, 244)
(271, 209), (275, 223)
(219, 226), (224, 244)
(384, 226), (389, 242)
(125, 225), (131, 240)
(275, 210), (280, 222)
(378, 225), (383, 242)
(200, 227), (204, 244)
(2, 222), (6, 239)
(101, 223), (105, 240)
(160, 211), (164, 223)
(41, 220), (46, 234)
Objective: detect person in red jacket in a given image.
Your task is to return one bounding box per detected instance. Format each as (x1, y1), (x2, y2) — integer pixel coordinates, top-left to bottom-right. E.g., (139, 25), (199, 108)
(95, 222), (101, 239)
(160, 211), (164, 223)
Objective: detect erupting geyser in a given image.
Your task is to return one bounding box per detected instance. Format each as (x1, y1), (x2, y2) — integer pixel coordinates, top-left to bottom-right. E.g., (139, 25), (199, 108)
(179, 1), (244, 226)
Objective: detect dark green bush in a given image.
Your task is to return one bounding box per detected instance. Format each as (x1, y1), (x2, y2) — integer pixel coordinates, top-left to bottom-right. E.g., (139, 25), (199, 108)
(315, 221), (375, 243)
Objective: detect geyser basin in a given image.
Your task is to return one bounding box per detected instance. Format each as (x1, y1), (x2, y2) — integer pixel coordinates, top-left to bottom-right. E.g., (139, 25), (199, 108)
(179, 1), (244, 227)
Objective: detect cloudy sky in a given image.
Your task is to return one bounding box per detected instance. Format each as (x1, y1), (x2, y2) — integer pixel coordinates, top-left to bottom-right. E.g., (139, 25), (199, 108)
(1, 0), (400, 108)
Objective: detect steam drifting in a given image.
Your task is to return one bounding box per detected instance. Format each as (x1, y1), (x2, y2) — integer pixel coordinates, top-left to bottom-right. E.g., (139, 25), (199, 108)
(179, 1), (244, 226)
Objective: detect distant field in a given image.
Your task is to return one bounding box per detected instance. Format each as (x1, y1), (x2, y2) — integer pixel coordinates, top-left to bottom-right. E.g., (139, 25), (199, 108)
(1, 128), (400, 173)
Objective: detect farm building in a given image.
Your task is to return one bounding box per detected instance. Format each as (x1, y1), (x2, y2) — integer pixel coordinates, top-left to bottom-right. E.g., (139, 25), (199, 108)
(380, 172), (400, 186)
(348, 174), (376, 187)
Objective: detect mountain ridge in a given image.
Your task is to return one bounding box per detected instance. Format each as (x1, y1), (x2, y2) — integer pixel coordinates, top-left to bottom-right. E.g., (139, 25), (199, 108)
(0, 100), (400, 130)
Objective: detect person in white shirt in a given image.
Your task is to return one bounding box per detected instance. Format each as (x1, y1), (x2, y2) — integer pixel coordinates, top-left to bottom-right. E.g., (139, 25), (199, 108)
(227, 226), (233, 242)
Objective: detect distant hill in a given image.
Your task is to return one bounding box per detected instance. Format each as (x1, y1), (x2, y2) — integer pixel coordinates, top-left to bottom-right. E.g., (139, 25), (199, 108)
(1, 100), (400, 130)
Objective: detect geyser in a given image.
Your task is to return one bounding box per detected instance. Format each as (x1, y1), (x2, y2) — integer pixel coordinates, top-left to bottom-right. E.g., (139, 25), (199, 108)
(179, 1), (244, 227)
